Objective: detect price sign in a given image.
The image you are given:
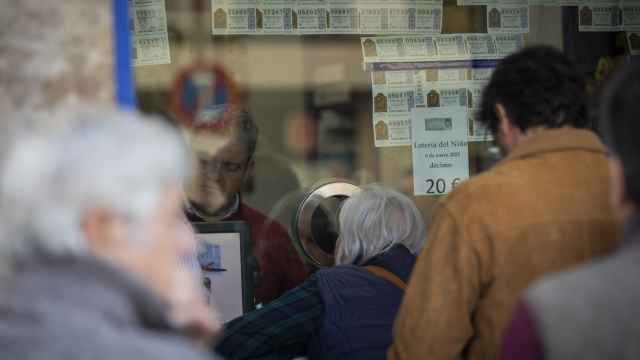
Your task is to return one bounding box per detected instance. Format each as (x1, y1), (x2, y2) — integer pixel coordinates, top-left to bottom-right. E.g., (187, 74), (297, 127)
(411, 107), (469, 196)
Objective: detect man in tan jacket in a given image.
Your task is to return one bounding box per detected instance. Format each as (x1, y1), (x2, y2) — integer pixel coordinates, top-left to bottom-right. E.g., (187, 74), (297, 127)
(389, 46), (619, 360)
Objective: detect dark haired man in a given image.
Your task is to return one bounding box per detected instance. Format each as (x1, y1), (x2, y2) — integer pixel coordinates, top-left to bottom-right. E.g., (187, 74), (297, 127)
(389, 46), (619, 360)
(184, 109), (310, 305)
(500, 61), (640, 360)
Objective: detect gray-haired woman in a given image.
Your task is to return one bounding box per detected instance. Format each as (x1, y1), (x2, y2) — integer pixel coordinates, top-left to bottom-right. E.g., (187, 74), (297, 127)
(215, 184), (427, 360)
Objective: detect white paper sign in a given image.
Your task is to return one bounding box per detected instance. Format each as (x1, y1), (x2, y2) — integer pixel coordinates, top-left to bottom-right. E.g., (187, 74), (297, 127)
(412, 107), (469, 196)
(629, 31), (640, 54)
(487, 0), (530, 34)
(129, 0), (171, 66)
(579, 0), (623, 32)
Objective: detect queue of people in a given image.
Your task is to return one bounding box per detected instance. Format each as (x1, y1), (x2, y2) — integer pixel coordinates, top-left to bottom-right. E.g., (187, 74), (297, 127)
(0, 44), (639, 360)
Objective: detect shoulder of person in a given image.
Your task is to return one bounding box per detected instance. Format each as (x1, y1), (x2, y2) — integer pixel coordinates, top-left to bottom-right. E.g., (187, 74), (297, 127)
(526, 247), (640, 316)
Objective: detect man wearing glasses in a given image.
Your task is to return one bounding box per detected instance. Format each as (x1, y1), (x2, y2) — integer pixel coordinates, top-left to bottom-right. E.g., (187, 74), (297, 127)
(184, 108), (311, 305)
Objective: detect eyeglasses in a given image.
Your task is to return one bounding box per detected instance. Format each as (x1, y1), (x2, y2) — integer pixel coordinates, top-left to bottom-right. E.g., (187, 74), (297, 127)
(198, 155), (248, 175)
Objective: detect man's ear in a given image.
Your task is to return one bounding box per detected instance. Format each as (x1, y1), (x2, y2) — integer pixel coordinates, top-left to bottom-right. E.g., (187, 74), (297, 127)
(82, 208), (124, 256)
(495, 103), (522, 153)
(495, 103), (512, 136)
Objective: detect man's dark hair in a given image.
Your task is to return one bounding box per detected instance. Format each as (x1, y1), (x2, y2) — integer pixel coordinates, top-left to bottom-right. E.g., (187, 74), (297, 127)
(479, 46), (589, 134)
(599, 61), (640, 207)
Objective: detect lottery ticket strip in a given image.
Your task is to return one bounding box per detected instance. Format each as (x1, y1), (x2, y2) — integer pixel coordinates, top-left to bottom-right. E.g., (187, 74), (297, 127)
(362, 34), (526, 147)
(211, 0), (443, 35)
(209, 0), (639, 35)
(129, 0), (171, 66)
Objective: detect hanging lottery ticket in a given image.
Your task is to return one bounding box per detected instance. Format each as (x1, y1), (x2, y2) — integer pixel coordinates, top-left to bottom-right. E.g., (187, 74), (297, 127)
(327, 0), (359, 33)
(487, 0), (530, 34)
(256, 0), (296, 34)
(371, 70), (422, 147)
(295, 0), (329, 33)
(212, 0), (259, 34)
(493, 33), (526, 56)
(385, 0), (443, 34)
(433, 34), (467, 59)
(129, 0), (171, 66)
(579, 0), (623, 32)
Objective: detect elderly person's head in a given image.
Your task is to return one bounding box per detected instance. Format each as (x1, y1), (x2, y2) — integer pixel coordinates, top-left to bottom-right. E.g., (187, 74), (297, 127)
(335, 184), (426, 266)
(0, 107), (195, 300)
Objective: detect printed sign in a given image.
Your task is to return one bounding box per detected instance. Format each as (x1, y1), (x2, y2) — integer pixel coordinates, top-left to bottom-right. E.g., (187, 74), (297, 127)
(129, 0), (171, 66)
(412, 107), (469, 196)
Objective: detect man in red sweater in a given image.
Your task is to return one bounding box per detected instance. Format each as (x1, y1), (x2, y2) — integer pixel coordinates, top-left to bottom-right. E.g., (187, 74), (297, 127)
(184, 108), (311, 304)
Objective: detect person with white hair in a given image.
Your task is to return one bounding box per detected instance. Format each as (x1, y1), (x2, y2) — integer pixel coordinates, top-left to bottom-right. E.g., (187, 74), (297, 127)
(214, 184), (427, 360)
(0, 107), (219, 360)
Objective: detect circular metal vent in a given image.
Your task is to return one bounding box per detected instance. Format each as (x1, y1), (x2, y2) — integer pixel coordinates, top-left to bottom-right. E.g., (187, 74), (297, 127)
(291, 181), (361, 268)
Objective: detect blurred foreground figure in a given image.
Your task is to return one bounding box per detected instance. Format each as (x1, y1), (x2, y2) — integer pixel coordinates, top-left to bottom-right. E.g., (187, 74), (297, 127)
(390, 46), (619, 360)
(500, 61), (640, 360)
(215, 184), (426, 360)
(0, 108), (219, 360)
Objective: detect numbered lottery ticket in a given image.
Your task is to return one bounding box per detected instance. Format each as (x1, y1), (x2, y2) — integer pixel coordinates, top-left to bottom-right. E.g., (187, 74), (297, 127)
(212, 0), (259, 34)
(295, 0), (328, 33)
(257, 0), (296, 34)
(579, 0), (623, 32)
(487, 0), (530, 34)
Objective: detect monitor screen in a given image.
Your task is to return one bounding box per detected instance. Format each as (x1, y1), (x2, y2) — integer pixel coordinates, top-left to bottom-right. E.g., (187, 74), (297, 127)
(194, 221), (252, 323)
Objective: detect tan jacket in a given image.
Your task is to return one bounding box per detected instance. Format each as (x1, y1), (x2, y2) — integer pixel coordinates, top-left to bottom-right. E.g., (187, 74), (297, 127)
(389, 128), (619, 360)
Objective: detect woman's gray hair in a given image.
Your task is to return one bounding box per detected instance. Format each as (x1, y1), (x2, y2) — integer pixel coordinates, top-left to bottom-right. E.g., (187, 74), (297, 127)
(335, 184), (427, 266)
(0, 106), (189, 262)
